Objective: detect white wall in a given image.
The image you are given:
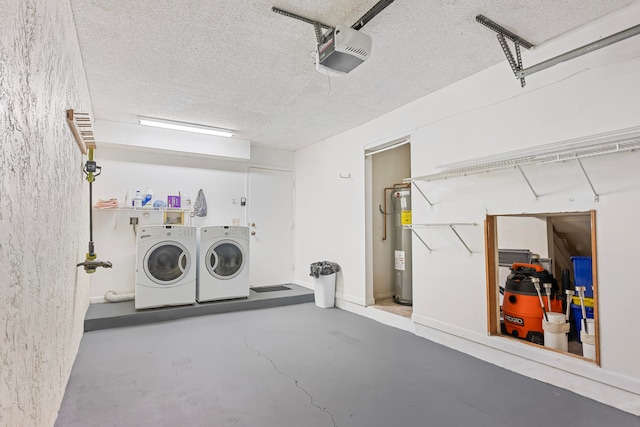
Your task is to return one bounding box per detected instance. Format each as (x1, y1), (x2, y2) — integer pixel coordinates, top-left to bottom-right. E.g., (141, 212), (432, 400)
(0, 0), (92, 424)
(89, 144), (294, 302)
(294, 4), (640, 415)
(497, 216), (549, 258)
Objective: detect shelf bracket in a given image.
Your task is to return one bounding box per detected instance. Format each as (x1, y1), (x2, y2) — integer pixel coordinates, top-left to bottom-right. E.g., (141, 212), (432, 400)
(576, 158), (599, 202)
(477, 14), (533, 87)
(516, 165), (539, 201)
(449, 225), (473, 255)
(410, 228), (432, 252)
(409, 223), (477, 254)
(412, 181), (433, 207)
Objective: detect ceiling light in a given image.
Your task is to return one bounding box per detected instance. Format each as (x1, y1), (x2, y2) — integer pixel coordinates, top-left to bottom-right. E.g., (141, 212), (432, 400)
(138, 117), (234, 138)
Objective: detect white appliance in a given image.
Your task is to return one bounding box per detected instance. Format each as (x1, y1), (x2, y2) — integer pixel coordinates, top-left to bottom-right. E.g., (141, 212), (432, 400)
(135, 225), (197, 310)
(316, 25), (372, 74)
(197, 226), (249, 302)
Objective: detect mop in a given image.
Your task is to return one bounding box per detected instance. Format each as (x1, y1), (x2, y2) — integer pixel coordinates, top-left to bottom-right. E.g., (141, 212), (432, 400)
(77, 148), (113, 273)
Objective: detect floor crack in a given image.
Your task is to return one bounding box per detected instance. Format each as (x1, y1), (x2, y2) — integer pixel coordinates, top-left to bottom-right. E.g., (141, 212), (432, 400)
(229, 324), (338, 427)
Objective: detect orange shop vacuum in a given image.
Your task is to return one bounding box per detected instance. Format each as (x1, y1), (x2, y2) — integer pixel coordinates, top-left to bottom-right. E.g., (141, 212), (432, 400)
(502, 263), (563, 344)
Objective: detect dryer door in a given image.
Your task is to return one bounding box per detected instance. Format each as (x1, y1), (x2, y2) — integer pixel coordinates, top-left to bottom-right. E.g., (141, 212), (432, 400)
(144, 242), (191, 285)
(206, 240), (245, 280)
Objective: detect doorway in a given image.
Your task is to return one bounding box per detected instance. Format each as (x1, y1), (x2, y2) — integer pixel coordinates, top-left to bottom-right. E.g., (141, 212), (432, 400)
(485, 211), (599, 363)
(247, 167), (293, 287)
(366, 139), (412, 317)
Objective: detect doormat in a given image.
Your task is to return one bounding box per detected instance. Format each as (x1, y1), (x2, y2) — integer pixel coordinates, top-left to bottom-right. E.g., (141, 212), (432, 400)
(251, 285), (291, 293)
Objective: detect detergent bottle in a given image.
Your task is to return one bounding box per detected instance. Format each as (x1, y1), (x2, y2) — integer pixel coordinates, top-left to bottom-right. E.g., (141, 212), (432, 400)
(133, 190), (143, 208)
(142, 187), (153, 206)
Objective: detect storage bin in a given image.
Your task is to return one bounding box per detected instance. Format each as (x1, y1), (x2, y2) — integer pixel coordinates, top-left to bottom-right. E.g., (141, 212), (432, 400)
(571, 303), (594, 343)
(571, 296), (594, 307)
(571, 256), (593, 297)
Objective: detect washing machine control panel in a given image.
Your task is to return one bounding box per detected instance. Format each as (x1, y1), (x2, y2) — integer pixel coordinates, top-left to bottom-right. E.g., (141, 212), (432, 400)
(201, 226), (249, 239)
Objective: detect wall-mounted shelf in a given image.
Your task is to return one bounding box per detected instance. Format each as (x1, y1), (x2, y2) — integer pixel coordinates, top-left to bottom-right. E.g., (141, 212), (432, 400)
(94, 206), (194, 229)
(407, 223), (478, 254)
(405, 128), (640, 202)
(66, 109), (95, 154)
(94, 207), (192, 213)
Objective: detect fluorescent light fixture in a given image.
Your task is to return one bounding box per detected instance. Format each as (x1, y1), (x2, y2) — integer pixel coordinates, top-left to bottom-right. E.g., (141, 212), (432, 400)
(138, 117), (234, 138)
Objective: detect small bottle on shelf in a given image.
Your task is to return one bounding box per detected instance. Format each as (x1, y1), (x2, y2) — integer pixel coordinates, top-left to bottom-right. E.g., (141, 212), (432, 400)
(133, 190), (142, 208)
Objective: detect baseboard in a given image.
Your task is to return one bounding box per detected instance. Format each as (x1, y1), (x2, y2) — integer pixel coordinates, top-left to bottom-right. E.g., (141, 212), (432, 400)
(335, 299), (415, 334)
(336, 292), (367, 306)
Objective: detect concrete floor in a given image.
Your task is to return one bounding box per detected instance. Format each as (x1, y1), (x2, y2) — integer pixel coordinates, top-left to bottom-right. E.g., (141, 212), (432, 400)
(56, 303), (639, 427)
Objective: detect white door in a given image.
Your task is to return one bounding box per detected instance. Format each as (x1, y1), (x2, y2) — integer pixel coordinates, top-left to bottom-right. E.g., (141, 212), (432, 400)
(248, 167), (293, 287)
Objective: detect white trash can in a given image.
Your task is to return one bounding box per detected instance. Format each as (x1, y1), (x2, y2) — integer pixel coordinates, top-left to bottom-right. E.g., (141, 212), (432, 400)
(314, 273), (337, 308)
(310, 261), (340, 309)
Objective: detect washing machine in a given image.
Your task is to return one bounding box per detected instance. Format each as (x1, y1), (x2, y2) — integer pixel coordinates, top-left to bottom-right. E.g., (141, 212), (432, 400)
(197, 226), (249, 302)
(135, 225), (197, 310)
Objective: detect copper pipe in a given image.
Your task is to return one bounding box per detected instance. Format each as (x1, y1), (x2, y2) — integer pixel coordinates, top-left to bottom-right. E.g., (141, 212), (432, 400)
(381, 182), (410, 241)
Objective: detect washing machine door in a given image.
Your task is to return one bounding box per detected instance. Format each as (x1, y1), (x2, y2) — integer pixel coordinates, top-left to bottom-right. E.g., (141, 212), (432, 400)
(144, 241), (191, 285)
(206, 240), (245, 280)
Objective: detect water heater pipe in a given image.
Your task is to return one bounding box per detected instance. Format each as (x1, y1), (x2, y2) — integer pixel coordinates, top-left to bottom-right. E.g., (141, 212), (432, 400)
(380, 183), (410, 240)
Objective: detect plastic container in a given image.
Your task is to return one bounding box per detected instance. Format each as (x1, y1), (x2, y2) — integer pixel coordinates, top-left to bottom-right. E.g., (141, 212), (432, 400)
(571, 256), (593, 297)
(182, 191), (192, 209)
(142, 187), (153, 206)
(313, 273), (337, 308)
(571, 296), (594, 307)
(310, 261), (340, 308)
(542, 312), (569, 352)
(133, 190), (143, 208)
(581, 319), (596, 359)
(571, 303), (594, 343)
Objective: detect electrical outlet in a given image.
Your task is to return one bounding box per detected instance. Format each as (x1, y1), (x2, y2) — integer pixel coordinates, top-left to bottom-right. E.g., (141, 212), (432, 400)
(232, 218), (240, 226)
(130, 217), (139, 225)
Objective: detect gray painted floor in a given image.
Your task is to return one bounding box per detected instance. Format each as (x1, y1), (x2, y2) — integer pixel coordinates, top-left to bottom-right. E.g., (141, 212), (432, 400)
(56, 303), (639, 427)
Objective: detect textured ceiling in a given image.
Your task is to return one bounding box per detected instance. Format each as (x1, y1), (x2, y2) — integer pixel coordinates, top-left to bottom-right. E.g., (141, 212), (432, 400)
(70, 0), (637, 151)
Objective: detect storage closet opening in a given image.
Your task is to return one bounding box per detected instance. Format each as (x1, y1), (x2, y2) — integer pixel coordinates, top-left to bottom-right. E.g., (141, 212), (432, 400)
(485, 211), (599, 363)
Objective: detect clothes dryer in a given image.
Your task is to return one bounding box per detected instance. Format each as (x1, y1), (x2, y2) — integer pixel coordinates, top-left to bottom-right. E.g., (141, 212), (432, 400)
(135, 225), (197, 310)
(197, 226), (249, 302)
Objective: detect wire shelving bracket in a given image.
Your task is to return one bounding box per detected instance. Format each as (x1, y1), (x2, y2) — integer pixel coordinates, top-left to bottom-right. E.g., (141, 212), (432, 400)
(408, 223), (478, 255)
